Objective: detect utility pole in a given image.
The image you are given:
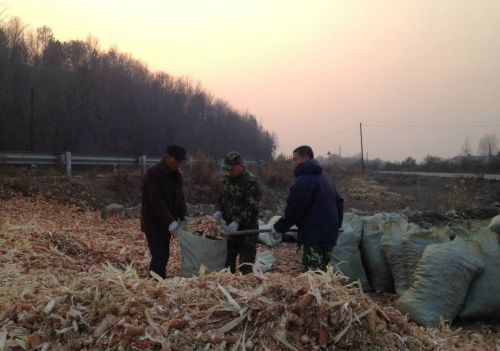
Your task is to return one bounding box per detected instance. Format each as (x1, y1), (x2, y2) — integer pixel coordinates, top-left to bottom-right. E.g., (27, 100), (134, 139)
(339, 145), (341, 157)
(360, 123), (365, 170)
(30, 88), (34, 151)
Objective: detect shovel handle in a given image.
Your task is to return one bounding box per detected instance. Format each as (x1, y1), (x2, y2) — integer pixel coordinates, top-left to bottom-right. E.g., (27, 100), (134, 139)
(223, 228), (271, 236)
(223, 228), (298, 237)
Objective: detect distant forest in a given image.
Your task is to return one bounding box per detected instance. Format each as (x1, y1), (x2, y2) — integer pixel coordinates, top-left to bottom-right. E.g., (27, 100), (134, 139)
(0, 16), (276, 160)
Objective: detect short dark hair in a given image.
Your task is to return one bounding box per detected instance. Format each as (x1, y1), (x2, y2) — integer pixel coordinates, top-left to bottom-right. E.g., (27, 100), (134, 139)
(293, 145), (314, 159)
(166, 145), (186, 161)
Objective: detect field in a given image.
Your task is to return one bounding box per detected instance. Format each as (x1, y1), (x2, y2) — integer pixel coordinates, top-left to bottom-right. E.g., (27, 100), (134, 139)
(1, 167), (499, 350)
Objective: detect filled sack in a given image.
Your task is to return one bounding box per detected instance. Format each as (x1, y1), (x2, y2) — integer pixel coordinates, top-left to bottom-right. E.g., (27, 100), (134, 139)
(381, 222), (418, 296)
(332, 213), (372, 291)
(401, 227), (450, 289)
(177, 223), (228, 277)
(360, 218), (395, 293)
(459, 230), (500, 321)
(395, 237), (484, 327)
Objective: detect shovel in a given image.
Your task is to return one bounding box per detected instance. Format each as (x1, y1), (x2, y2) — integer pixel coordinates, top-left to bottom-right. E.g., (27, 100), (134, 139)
(223, 228), (298, 237)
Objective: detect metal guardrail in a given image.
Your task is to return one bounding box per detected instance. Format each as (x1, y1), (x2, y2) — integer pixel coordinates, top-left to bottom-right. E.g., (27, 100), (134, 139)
(1, 152), (161, 166)
(0, 151), (266, 178)
(1, 151), (162, 178)
(2, 153), (61, 165)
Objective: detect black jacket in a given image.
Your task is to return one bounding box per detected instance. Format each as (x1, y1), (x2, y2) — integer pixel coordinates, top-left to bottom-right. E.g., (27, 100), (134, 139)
(140, 159), (187, 234)
(274, 159), (343, 247)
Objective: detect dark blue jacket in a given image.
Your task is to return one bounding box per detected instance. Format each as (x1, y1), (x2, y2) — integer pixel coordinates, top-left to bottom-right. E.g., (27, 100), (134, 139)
(274, 159), (343, 247)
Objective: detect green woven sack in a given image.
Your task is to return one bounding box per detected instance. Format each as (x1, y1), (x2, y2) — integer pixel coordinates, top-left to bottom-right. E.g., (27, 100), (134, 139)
(459, 230), (500, 321)
(381, 222), (418, 296)
(395, 237), (484, 327)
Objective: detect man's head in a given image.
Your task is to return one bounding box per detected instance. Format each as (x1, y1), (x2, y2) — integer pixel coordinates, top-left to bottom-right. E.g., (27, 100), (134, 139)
(292, 145), (314, 168)
(164, 145), (186, 171)
(223, 151), (243, 177)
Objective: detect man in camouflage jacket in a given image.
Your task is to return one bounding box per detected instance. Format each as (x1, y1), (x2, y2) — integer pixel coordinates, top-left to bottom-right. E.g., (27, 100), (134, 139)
(212, 152), (262, 275)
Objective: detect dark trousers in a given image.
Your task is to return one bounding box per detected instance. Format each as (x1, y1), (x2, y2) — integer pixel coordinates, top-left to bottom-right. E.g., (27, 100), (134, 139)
(144, 231), (171, 278)
(226, 233), (257, 275)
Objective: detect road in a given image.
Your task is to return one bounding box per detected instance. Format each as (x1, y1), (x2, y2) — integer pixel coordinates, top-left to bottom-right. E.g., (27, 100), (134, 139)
(375, 170), (500, 181)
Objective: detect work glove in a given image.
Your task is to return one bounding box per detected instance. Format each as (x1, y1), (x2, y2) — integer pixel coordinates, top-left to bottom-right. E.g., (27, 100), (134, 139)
(168, 220), (179, 235)
(270, 225), (281, 241)
(227, 221), (239, 233)
(212, 211), (222, 223)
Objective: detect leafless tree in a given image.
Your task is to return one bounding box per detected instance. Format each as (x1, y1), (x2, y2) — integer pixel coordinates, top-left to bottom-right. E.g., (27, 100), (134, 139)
(477, 134), (498, 156)
(0, 16), (276, 160)
(461, 136), (472, 156)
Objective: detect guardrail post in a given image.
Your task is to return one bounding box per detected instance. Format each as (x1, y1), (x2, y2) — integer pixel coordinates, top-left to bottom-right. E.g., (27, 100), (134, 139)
(64, 151), (72, 179)
(140, 155), (147, 175)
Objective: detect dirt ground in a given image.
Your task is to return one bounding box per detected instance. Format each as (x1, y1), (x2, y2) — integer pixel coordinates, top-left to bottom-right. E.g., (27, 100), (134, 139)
(336, 171), (500, 213)
(1, 165), (499, 224)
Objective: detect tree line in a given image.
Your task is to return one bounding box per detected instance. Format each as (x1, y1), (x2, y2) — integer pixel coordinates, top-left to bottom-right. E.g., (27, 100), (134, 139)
(376, 155), (500, 174)
(0, 16), (276, 160)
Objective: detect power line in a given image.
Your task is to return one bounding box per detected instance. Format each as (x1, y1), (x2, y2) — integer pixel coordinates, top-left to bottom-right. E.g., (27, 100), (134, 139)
(365, 124), (500, 128)
(283, 125), (358, 147)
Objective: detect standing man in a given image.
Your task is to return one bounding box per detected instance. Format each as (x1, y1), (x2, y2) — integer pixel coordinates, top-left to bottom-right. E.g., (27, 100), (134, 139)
(141, 145), (188, 278)
(212, 152), (262, 275)
(272, 145), (343, 271)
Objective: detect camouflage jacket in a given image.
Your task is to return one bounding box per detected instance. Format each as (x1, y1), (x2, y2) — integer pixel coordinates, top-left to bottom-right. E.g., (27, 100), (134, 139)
(217, 170), (262, 228)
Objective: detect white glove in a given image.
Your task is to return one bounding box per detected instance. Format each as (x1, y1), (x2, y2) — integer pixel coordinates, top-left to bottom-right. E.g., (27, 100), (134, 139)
(270, 225), (280, 240)
(212, 211), (222, 223)
(227, 221), (239, 233)
(168, 220), (179, 234)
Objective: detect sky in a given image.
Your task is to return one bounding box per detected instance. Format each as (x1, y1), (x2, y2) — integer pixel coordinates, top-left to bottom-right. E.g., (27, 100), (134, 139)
(5, 0), (500, 161)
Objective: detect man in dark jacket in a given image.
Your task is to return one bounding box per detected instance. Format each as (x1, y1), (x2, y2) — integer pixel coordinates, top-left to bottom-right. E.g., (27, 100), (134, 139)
(272, 145), (343, 271)
(141, 145), (187, 278)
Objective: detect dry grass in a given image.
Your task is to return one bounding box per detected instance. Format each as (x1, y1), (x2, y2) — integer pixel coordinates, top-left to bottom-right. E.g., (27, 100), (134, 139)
(260, 160), (294, 188)
(184, 150), (222, 203)
(108, 169), (143, 203)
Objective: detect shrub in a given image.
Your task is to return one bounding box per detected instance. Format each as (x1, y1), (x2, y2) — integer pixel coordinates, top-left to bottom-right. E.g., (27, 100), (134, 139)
(260, 159), (293, 188)
(184, 150), (222, 203)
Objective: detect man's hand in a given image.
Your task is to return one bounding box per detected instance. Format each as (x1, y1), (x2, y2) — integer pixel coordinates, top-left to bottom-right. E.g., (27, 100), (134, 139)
(227, 221), (238, 233)
(212, 211), (222, 223)
(169, 220), (179, 235)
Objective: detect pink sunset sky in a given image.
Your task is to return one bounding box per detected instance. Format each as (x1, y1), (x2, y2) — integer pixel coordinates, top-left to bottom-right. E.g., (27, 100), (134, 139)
(7, 0), (500, 161)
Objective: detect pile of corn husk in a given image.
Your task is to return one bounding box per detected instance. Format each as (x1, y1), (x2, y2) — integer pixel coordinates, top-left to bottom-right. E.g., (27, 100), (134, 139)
(189, 216), (225, 240)
(1, 196), (499, 350)
(1, 262), (437, 351)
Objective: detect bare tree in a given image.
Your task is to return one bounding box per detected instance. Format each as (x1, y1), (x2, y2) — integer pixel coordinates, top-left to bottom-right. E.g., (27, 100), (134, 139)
(0, 3), (10, 25)
(0, 16), (276, 159)
(477, 134), (499, 156)
(401, 156), (417, 169)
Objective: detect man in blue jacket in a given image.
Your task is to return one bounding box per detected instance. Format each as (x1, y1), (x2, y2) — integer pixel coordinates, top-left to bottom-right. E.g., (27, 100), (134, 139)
(272, 145), (343, 271)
